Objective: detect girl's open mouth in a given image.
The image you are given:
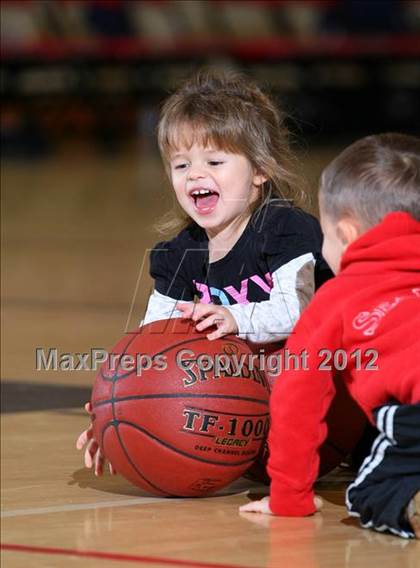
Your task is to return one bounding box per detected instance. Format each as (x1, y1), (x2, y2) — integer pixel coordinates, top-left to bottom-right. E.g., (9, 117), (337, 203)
(190, 189), (219, 214)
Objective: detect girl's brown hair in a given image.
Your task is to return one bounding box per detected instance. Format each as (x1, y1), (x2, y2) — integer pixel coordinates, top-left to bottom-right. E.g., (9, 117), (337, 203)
(156, 67), (306, 234)
(319, 133), (420, 229)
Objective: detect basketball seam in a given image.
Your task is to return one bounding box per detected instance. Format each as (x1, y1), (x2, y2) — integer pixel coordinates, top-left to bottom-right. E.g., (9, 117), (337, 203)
(101, 421), (169, 495)
(93, 393), (269, 408)
(111, 419), (258, 468)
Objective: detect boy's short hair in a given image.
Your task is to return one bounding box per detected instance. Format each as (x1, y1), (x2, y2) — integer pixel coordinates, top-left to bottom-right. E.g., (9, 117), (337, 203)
(319, 133), (420, 229)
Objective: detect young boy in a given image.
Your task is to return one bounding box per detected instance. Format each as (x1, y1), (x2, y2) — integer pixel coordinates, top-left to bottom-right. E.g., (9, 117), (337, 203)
(240, 133), (420, 539)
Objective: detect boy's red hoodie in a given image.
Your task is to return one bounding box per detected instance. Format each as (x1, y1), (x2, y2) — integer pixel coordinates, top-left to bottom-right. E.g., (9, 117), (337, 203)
(268, 212), (420, 516)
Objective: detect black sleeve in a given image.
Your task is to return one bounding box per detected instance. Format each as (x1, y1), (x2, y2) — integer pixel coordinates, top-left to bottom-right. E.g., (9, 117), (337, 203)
(149, 238), (195, 301)
(258, 207), (330, 274)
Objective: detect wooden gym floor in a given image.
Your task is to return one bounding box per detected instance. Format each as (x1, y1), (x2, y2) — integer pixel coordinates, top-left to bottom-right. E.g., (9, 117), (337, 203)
(1, 145), (419, 568)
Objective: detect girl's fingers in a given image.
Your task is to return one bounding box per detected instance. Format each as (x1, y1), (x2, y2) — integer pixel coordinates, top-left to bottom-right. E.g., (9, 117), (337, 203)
(76, 427), (93, 450)
(80, 433), (111, 476)
(84, 446), (93, 468)
(189, 305), (213, 322)
(176, 303), (194, 318)
(76, 430), (87, 450)
(94, 449), (104, 476)
(195, 314), (223, 332)
(207, 326), (226, 341)
(77, 403), (94, 450)
(84, 439), (98, 468)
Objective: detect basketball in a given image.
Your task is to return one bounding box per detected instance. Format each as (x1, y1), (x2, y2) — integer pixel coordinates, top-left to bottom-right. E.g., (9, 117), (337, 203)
(91, 318), (270, 497)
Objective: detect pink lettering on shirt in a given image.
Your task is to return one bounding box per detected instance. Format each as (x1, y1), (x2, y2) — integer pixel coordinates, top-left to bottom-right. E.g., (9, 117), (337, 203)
(224, 279), (250, 304)
(193, 281), (211, 303)
(194, 272), (273, 305)
(249, 273), (273, 294)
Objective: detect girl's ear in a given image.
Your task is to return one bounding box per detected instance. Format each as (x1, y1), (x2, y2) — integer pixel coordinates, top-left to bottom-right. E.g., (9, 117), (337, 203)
(336, 217), (363, 246)
(253, 172), (268, 187)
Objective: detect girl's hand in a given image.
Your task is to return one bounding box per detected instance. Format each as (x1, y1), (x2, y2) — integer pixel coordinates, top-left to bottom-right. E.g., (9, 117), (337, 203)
(239, 495), (323, 515)
(176, 302), (238, 340)
(76, 402), (117, 476)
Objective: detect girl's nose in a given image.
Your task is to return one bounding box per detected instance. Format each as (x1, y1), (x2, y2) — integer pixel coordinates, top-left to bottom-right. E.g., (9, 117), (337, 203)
(187, 164), (206, 180)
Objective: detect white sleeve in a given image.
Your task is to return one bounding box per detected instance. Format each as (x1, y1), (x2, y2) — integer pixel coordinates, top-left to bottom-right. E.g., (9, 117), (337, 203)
(225, 253), (316, 344)
(140, 290), (190, 326)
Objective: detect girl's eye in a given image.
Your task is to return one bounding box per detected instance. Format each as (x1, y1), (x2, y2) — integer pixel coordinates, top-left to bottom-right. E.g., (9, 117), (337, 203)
(174, 163), (188, 170)
(209, 161), (223, 166)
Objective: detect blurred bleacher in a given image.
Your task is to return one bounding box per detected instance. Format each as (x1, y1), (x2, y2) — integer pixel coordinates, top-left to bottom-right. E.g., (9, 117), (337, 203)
(1, 0), (420, 157)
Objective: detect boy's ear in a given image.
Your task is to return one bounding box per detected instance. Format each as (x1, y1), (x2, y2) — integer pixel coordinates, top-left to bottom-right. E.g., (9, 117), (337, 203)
(336, 217), (362, 246)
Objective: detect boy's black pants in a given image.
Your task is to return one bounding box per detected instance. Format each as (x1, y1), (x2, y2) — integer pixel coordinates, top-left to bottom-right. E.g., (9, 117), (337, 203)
(346, 403), (420, 538)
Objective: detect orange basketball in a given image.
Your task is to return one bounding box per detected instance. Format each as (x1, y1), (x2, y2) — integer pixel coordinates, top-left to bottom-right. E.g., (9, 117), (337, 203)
(91, 318), (270, 497)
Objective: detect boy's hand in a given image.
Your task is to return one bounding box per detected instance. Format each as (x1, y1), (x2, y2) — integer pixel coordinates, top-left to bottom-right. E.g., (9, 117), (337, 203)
(239, 496), (273, 515)
(239, 495), (323, 515)
(76, 402), (117, 476)
(177, 302), (238, 340)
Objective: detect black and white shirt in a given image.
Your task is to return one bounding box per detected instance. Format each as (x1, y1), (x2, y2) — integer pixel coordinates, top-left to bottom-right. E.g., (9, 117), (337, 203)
(143, 202), (332, 343)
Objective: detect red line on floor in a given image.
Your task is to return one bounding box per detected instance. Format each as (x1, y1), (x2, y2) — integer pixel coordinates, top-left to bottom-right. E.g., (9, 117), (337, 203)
(1, 543), (257, 568)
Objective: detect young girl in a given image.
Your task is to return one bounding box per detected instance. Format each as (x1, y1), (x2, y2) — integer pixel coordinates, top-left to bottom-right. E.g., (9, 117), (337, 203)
(77, 68), (332, 473)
